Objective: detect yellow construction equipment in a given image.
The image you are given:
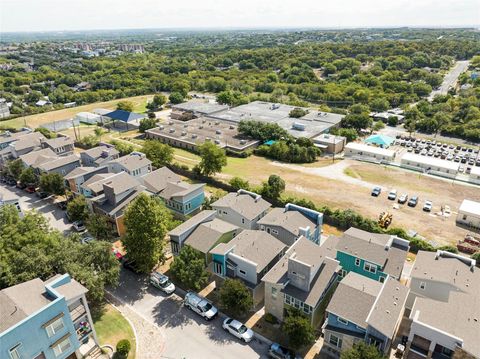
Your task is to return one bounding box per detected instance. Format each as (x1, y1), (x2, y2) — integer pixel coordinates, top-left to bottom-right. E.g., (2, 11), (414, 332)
(378, 211), (393, 229)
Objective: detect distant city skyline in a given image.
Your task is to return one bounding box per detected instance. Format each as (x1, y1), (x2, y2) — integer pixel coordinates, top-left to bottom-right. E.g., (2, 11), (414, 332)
(1, 0), (478, 33)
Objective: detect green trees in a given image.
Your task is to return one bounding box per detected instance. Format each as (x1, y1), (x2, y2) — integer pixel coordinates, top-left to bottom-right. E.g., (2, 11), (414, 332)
(217, 91), (248, 107)
(19, 167), (37, 186)
(169, 92), (184, 104)
(116, 100), (134, 112)
(110, 139), (135, 156)
(341, 104), (372, 130)
(7, 159), (24, 180)
(283, 309), (315, 350)
(85, 214), (113, 242)
(0, 206), (119, 305)
(229, 177), (250, 191)
(116, 339), (131, 358)
(196, 142), (227, 177)
(169, 245), (209, 291)
(238, 120), (290, 142)
(330, 128), (358, 142)
(219, 279), (253, 317)
(141, 140), (174, 168)
(261, 174), (285, 202)
(67, 195), (89, 222)
(123, 194), (173, 273)
(288, 108), (308, 118)
(139, 118), (158, 133)
(255, 139), (321, 163)
(39, 173), (65, 195)
(341, 342), (386, 359)
(147, 94), (167, 110)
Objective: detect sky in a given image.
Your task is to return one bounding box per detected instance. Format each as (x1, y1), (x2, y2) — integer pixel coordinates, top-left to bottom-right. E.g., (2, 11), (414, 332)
(0, 0), (479, 33)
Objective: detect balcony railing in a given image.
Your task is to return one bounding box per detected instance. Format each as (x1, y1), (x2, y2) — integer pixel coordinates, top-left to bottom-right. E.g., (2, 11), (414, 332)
(70, 303), (87, 322)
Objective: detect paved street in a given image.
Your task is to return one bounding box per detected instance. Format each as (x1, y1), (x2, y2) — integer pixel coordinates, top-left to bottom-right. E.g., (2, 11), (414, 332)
(0, 183), (72, 234)
(428, 60), (470, 100)
(108, 269), (270, 359)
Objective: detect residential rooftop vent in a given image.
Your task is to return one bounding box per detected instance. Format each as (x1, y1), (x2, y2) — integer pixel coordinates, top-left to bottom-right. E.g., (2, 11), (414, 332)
(205, 137), (211, 141)
(159, 125), (164, 130)
(181, 131), (187, 136)
(199, 125), (203, 129)
(192, 134), (198, 139)
(216, 130), (222, 135)
(240, 140), (246, 145)
(169, 128), (175, 133)
(168, 121), (174, 125)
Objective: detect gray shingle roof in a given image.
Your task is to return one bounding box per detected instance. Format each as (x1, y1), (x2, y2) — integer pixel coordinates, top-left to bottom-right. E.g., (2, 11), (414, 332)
(211, 191), (271, 221)
(19, 148), (56, 167)
(109, 153), (151, 171)
(257, 208), (316, 236)
(184, 218), (239, 253)
(64, 166), (96, 180)
(209, 230), (287, 273)
(37, 154), (80, 171)
(12, 132), (45, 151)
(43, 136), (74, 149)
(103, 172), (139, 195)
(169, 210), (217, 237)
(83, 145), (119, 160)
(141, 167), (181, 193)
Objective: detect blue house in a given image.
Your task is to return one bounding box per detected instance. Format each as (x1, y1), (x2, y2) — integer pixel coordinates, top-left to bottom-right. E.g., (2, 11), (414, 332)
(257, 203), (323, 246)
(323, 272), (409, 356)
(0, 274), (99, 359)
(141, 167), (205, 217)
(335, 227), (409, 282)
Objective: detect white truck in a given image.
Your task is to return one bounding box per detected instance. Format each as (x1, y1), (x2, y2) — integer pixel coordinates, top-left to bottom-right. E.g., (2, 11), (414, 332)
(184, 291), (218, 320)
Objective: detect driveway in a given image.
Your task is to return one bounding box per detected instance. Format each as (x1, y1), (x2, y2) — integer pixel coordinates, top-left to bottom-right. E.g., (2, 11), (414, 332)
(108, 269), (270, 359)
(0, 184), (72, 234)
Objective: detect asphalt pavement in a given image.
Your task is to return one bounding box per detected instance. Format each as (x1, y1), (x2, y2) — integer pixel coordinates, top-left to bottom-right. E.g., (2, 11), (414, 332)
(108, 269), (271, 359)
(428, 60), (470, 101)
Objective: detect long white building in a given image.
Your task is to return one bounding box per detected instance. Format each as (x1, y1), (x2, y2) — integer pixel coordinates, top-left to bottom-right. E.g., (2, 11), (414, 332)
(344, 142), (396, 162)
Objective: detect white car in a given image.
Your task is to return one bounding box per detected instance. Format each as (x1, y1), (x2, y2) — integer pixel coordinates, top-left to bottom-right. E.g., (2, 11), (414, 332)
(423, 200), (433, 212)
(222, 317), (254, 343)
(149, 272), (175, 295)
(388, 189), (397, 200)
(184, 291), (218, 320)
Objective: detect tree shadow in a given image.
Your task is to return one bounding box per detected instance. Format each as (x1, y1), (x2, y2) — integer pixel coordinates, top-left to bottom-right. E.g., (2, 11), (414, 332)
(107, 269), (149, 304)
(151, 295), (193, 329)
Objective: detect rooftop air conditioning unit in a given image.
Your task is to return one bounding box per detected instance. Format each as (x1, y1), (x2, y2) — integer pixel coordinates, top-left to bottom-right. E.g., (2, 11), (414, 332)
(205, 137), (211, 142)
(214, 139), (221, 144)
(192, 134), (198, 139)
(181, 131), (187, 136)
(159, 125), (164, 130)
(184, 124), (188, 128)
(215, 121), (220, 125)
(202, 119), (207, 123)
(240, 140), (246, 145)
(169, 128), (175, 133)
(199, 125), (203, 129)
(168, 121), (174, 125)
(229, 125), (235, 130)
(215, 130), (222, 135)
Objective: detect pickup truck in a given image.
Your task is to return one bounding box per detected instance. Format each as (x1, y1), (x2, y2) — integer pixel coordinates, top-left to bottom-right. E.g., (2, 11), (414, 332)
(184, 291), (218, 320)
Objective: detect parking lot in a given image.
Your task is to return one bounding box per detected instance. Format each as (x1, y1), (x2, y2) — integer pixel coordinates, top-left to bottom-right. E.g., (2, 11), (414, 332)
(393, 135), (480, 173)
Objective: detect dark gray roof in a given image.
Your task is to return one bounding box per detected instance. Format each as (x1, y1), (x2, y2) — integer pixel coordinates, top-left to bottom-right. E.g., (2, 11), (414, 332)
(173, 100), (229, 115)
(212, 191), (271, 221)
(141, 167), (181, 193)
(109, 153), (151, 171)
(184, 218), (239, 253)
(168, 210), (216, 237)
(103, 172), (139, 195)
(83, 145), (119, 159)
(257, 208), (316, 237)
(64, 166), (97, 180)
(37, 154), (80, 171)
(210, 230), (286, 273)
(43, 136), (74, 149)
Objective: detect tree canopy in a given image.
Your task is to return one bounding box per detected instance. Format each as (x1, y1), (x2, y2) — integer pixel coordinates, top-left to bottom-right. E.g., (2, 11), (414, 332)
(169, 245), (209, 291)
(196, 142), (227, 177)
(341, 342), (386, 359)
(219, 278), (254, 317)
(141, 140), (174, 168)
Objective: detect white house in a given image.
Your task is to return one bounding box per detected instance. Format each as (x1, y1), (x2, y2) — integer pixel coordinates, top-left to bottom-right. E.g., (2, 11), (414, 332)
(344, 142), (396, 162)
(456, 199), (480, 230)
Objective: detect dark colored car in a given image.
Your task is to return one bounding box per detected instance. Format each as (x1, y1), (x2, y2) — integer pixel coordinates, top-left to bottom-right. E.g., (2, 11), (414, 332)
(408, 196), (419, 207)
(16, 182), (27, 189)
(122, 258), (142, 274)
(57, 200), (68, 210)
(25, 186), (36, 193)
(371, 187), (381, 197)
(6, 177), (16, 186)
(268, 343), (300, 359)
(36, 191), (49, 199)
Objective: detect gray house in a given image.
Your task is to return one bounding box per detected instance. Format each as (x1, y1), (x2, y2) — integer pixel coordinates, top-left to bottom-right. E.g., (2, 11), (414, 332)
(80, 145), (120, 167)
(210, 230), (287, 304)
(211, 190), (271, 229)
(64, 166), (110, 195)
(107, 152), (152, 178)
(34, 154), (81, 176)
(41, 136), (75, 156)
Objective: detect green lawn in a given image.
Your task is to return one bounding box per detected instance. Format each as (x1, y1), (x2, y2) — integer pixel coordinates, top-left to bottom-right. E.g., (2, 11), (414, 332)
(93, 304), (136, 358)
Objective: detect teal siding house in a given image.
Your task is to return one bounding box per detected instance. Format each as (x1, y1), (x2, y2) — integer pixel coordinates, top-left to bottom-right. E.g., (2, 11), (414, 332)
(334, 227), (409, 282)
(141, 167), (205, 217)
(0, 274), (98, 359)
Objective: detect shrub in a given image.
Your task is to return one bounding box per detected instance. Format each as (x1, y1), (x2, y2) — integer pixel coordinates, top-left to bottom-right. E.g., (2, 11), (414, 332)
(264, 312), (279, 324)
(289, 108), (308, 118)
(116, 339), (131, 356)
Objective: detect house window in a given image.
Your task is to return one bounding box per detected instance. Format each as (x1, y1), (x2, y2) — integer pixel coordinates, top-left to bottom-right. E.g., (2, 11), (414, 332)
(337, 317), (349, 325)
(364, 262), (377, 274)
(241, 218), (245, 224)
(239, 269), (247, 277)
(52, 337), (71, 357)
(271, 229), (279, 235)
(339, 269), (347, 278)
(420, 282), (426, 290)
(171, 241), (179, 254)
(369, 337), (383, 350)
(303, 304), (312, 315)
(284, 294), (292, 305)
(45, 317), (65, 338)
(271, 287), (278, 299)
(213, 262), (223, 275)
(260, 225), (265, 230)
(355, 258), (361, 266)
(379, 276), (386, 283)
(329, 334), (343, 348)
(9, 344), (21, 359)
(463, 215), (467, 220)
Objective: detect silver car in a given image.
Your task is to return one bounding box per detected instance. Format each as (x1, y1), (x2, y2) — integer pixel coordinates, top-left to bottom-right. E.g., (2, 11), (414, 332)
(222, 317), (254, 343)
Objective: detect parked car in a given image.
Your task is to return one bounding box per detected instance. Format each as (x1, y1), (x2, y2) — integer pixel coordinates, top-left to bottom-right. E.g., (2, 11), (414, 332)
(16, 182), (27, 189)
(184, 291), (218, 320)
(371, 187), (381, 197)
(36, 191), (49, 199)
(81, 233), (95, 244)
(268, 343), (300, 359)
(222, 317), (254, 343)
(57, 200), (68, 210)
(408, 196), (419, 207)
(388, 189), (397, 200)
(150, 271), (175, 295)
(25, 186), (36, 193)
(72, 220), (86, 232)
(423, 200), (433, 212)
(398, 193), (408, 204)
(122, 258), (142, 274)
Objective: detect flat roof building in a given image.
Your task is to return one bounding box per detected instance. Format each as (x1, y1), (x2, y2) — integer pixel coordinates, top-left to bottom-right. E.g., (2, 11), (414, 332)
(313, 134), (346, 154)
(171, 100), (229, 118)
(401, 153), (458, 178)
(146, 117), (259, 153)
(344, 142), (396, 162)
(456, 199), (480, 230)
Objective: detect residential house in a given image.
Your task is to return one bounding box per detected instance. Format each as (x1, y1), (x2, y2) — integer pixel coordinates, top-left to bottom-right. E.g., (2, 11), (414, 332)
(211, 189), (271, 229)
(0, 128), (32, 150)
(34, 154), (81, 176)
(88, 172), (145, 236)
(0, 187), (21, 214)
(168, 210), (239, 258)
(41, 136), (75, 156)
(7, 131), (46, 159)
(323, 272), (409, 356)
(0, 273), (98, 359)
(262, 236), (341, 327)
(79, 173), (117, 198)
(210, 230), (287, 304)
(19, 148), (57, 169)
(257, 203), (323, 246)
(107, 152), (152, 178)
(80, 145), (119, 167)
(64, 166), (109, 195)
(404, 251), (479, 359)
(334, 227), (409, 282)
(141, 167), (205, 217)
